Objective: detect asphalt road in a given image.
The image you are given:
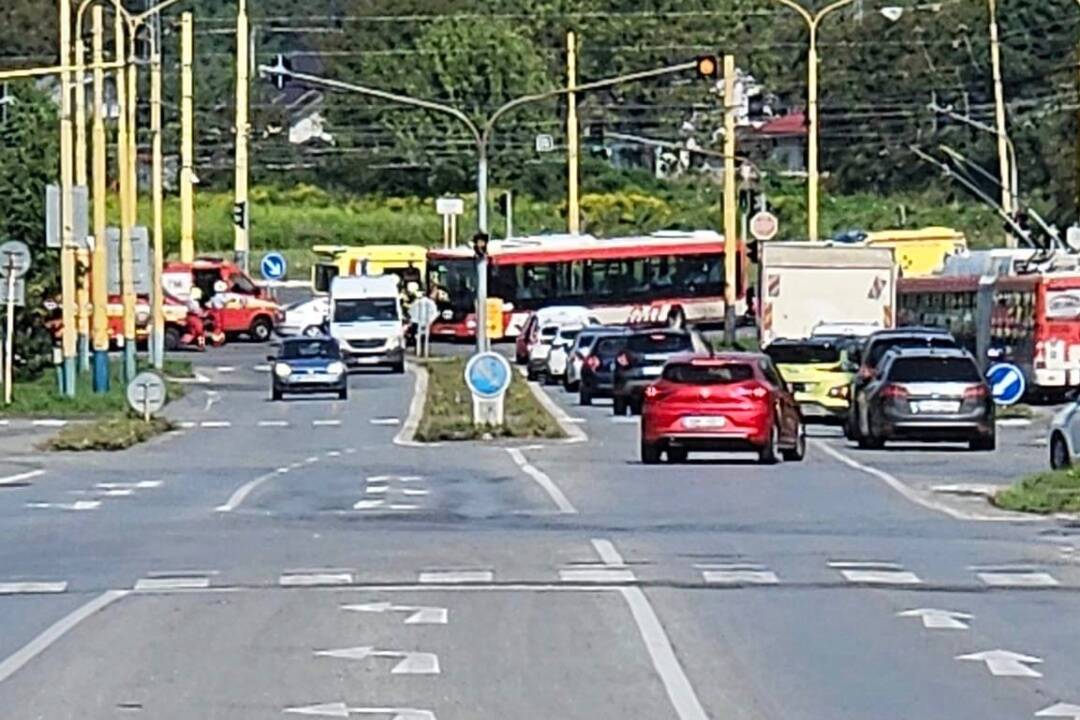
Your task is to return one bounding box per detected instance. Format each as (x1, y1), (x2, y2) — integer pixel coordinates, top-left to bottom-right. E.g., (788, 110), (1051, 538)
(2, 341), (1080, 719)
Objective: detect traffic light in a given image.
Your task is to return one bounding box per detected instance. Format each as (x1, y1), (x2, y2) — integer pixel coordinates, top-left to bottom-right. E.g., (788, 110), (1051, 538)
(473, 232), (490, 260)
(696, 55), (719, 80)
(232, 201), (249, 230)
(496, 192), (510, 216)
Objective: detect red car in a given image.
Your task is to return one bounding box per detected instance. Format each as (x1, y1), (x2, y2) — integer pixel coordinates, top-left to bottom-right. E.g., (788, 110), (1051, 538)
(640, 353), (805, 465)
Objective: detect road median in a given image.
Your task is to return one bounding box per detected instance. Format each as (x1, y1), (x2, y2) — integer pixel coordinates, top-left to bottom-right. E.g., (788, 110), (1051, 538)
(993, 468), (1080, 515)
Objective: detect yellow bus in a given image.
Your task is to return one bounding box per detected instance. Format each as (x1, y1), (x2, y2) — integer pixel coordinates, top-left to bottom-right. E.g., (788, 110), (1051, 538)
(862, 227), (967, 278)
(311, 244), (428, 294)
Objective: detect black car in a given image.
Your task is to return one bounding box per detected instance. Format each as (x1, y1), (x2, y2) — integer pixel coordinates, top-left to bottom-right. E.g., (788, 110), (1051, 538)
(855, 347), (995, 450)
(612, 329), (698, 415)
(846, 327), (959, 440)
(579, 334), (630, 406)
(270, 337), (349, 401)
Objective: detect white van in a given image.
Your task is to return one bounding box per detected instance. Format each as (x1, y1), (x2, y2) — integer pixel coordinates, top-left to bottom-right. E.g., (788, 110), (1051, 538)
(329, 275), (405, 373)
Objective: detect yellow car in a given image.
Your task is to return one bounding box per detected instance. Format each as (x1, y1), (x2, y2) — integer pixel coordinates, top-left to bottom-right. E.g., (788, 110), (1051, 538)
(765, 338), (858, 424)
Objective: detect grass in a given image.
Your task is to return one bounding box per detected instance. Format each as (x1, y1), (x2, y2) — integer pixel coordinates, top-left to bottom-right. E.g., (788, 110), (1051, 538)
(41, 416), (174, 452)
(994, 467), (1080, 514)
(415, 356), (565, 442)
(996, 403), (1035, 420)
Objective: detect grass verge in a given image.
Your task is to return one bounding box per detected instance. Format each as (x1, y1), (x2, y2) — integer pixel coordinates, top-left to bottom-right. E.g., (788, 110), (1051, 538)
(996, 403), (1035, 420)
(41, 416), (174, 452)
(415, 357), (565, 442)
(993, 468), (1080, 514)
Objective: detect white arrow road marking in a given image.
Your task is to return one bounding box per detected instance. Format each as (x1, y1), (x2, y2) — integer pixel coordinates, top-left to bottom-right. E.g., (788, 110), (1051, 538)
(315, 646), (440, 674)
(285, 703), (435, 719)
(897, 608), (973, 629)
(342, 601), (448, 625)
(0, 469), (45, 486)
(1036, 703), (1080, 718)
(956, 649), (1043, 677)
(203, 390), (221, 412)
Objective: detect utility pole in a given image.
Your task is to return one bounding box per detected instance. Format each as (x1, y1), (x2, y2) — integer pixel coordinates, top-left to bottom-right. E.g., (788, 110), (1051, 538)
(73, 23), (90, 373)
(91, 5), (110, 392)
(59, 0), (78, 396)
(150, 14), (164, 368)
(116, 11), (137, 382)
(234, 0), (250, 271)
(180, 12), (195, 262)
(987, 0), (1015, 247)
(566, 30), (581, 235)
(723, 55), (738, 347)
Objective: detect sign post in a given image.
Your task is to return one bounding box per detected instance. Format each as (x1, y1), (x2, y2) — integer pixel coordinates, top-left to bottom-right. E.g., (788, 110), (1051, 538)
(436, 197), (464, 249)
(126, 370), (167, 422)
(464, 352), (512, 428)
(409, 296), (437, 358)
(0, 240), (32, 405)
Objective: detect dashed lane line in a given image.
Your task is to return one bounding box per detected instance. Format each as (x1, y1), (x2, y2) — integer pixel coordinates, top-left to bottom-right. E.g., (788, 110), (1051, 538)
(418, 570), (494, 584)
(0, 582), (68, 595)
(217, 461), (311, 513)
(135, 577), (211, 592)
(312, 420), (342, 428)
(976, 570), (1060, 588)
(200, 421), (231, 428)
(0, 469), (45, 486)
(698, 564), (780, 586)
(257, 420), (290, 428)
(506, 448), (577, 514)
(279, 572), (354, 587)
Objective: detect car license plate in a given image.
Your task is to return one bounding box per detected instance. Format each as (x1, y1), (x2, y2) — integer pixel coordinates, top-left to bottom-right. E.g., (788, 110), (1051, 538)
(683, 416), (727, 429)
(799, 404), (828, 417)
(914, 400), (960, 413)
(791, 382), (807, 392)
(642, 366), (662, 377)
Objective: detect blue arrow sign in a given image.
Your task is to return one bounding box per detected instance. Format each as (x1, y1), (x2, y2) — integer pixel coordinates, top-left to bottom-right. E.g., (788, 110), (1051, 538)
(260, 251), (287, 281)
(986, 363), (1026, 406)
(465, 352), (512, 399)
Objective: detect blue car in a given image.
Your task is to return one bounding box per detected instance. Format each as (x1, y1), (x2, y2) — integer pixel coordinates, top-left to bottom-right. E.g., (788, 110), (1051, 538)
(270, 337), (349, 401)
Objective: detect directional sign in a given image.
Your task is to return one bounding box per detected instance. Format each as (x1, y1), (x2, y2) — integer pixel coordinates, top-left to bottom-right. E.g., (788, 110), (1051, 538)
(464, 352), (511, 400)
(314, 646), (440, 674)
(285, 702), (436, 719)
(986, 363), (1026, 406)
(342, 601), (448, 625)
(0, 241), (31, 279)
(126, 371), (167, 419)
(260, 251), (287, 281)
(535, 133), (555, 153)
(897, 608), (973, 630)
(749, 210), (779, 242)
(956, 649), (1043, 677)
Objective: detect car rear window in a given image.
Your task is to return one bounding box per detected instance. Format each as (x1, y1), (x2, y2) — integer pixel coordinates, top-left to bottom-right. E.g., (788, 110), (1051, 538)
(664, 363), (755, 384)
(887, 356), (980, 383)
(627, 332), (692, 353)
(766, 344), (840, 365)
(867, 335), (956, 368)
(594, 337), (628, 357)
(540, 326), (558, 339)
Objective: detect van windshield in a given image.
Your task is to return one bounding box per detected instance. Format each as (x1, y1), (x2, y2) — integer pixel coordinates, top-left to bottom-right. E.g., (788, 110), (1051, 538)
(334, 298), (398, 323)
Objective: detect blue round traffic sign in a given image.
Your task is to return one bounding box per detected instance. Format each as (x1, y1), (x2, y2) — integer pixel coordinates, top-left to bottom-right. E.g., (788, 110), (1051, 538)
(464, 352), (512, 399)
(986, 363), (1026, 406)
(260, 251), (287, 281)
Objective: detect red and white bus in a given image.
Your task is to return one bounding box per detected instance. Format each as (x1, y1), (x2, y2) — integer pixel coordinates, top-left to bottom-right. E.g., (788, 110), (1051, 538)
(426, 231), (746, 339)
(898, 272), (1080, 396)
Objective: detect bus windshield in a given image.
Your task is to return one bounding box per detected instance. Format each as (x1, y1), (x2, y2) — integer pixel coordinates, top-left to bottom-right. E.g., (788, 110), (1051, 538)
(429, 258), (477, 311)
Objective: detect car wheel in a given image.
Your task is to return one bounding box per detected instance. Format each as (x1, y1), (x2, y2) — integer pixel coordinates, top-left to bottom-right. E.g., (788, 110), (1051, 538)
(613, 397), (628, 416)
(1051, 432), (1071, 469)
(391, 361), (405, 375)
(580, 387), (592, 406)
(249, 316), (273, 343)
(844, 404), (859, 441)
(271, 386), (282, 401)
(858, 430), (885, 450)
(641, 437), (662, 465)
(338, 387), (348, 401)
(527, 368), (538, 382)
(782, 424), (807, 462)
(758, 424), (782, 465)
(667, 447), (688, 464)
(969, 434), (996, 452)
(302, 325), (323, 338)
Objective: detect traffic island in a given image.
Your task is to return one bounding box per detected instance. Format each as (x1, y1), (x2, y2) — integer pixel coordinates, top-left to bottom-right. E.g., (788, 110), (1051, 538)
(414, 357), (565, 442)
(993, 468), (1080, 515)
(41, 416), (175, 451)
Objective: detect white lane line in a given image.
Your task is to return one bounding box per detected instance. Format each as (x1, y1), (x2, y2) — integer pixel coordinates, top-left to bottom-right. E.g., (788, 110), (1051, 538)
(216, 465), (294, 513)
(370, 417), (401, 426)
(418, 570), (494, 584)
(611, 416), (638, 425)
(215, 366), (236, 373)
(976, 571), (1059, 587)
(0, 419), (8, 426)
(838, 569), (922, 585)
(135, 577), (211, 592)
(365, 485), (389, 495)
(200, 421), (231, 428)
(102, 489), (134, 497)
(592, 538), (626, 566)
(619, 586), (709, 720)
(401, 488), (429, 497)
(279, 572), (354, 587)
(31, 419), (67, 428)
(0, 589), (128, 684)
(388, 503), (420, 511)
(96, 481), (162, 490)
(26, 500), (100, 511)
(0, 469), (45, 486)
(313, 420), (341, 427)
(253, 364), (271, 373)
(812, 440), (1044, 523)
(326, 450), (341, 457)
(506, 448), (577, 514)
(177, 421), (197, 429)
(0, 582), (68, 595)
(559, 568), (636, 583)
(698, 564), (780, 586)
(353, 499), (385, 510)
(258, 420), (289, 428)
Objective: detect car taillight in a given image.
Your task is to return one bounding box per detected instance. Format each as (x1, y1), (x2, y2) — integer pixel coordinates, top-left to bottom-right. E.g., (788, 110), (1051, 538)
(616, 352), (630, 368)
(733, 382), (769, 400)
(880, 384), (909, 399)
(963, 384), (989, 399)
(585, 356), (600, 370)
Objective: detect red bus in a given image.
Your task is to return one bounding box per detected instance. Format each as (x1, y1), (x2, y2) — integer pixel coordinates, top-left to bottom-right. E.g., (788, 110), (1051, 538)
(427, 231), (746, 339)
(897, 273), (1080, 395)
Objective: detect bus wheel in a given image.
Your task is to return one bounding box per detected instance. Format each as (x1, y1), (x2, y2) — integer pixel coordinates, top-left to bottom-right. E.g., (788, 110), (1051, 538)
(667, 307), (686, 330)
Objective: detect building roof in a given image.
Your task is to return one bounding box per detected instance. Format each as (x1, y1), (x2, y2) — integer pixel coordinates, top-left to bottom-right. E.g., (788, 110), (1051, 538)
(757, 112), (807, 137)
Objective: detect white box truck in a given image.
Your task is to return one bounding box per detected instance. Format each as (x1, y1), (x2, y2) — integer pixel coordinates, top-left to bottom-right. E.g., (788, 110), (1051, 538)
(329, 275), (405, 373)
(758, 243), (896, 347)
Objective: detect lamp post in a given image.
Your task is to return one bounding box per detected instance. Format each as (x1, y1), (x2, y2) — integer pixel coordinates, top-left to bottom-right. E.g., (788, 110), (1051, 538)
(986, 0), (1014, 234)
(769, 0), (858, 242)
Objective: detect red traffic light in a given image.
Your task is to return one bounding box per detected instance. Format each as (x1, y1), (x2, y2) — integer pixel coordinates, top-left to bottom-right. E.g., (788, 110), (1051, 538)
(696, 55), (719, 79)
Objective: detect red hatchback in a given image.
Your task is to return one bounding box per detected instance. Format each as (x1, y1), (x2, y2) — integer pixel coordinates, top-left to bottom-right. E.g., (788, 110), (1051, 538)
(640, 353), (805, 465)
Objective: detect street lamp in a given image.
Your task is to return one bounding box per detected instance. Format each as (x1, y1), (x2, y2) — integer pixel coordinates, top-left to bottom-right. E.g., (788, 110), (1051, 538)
(768, 0), (858, 242)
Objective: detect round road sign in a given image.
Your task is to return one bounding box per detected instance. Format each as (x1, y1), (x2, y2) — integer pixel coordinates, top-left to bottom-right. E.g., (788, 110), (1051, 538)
(749, 211), (779, 242)
(260, 251), (287, 281)
(464, 352), (512, 400)
(986, 362), (1026, 406)
(126, 371), (168, 418)
(0, 240), (32, 279)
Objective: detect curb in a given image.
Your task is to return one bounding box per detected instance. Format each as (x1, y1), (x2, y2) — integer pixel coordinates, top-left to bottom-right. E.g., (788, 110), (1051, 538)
(524, 379), (588, 445)
(393, 362), (435, 447)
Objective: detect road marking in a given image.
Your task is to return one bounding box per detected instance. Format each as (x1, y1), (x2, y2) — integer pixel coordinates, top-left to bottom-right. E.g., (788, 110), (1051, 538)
(135, 577), (210, 592)
(559, 568), (636, 583)
(0, 589), (128, 683)
(342, 602), (448, 625)
(956, 649), (1043, 677)
(997, 418), (1032, 427)
(418, 570), (493, 584)
(32, 419), (67, 427)
(280, 572), (354, 587)
(26, 500), (100, 511)
(102, 489), (134, 497)
(898, 608), (973, 629)
(401, 488), (429, 497)
(812, 440), (1043, 522)
(315, 646), (440, 674)
(394, 363), (433, 447)
(0, 469), (45, 486)
(354, 499), (385, 510)
(976, 571), (1059, 587)
(698, 564), (780, 585)
(611, 416), (638, 425)
(200, 421), (231, 428)
(0, 419), (8, 426)
(506, 448), (577, 514)
(0, 582), (68, 595)
(253, 364), (271, 372)
(215, 366), (236, 373)
(833, 568), (922, 585)
(345, 448), (357, 454)
(204, 390), (221, 412)
(258, 420), (289, 428)
(326, 450), (341, 457)
(1037, 703), (1080, 718)
(177, 421), (197, 428)
(389, 503), (420, 510)
(313, 420), (342, 427)
(96, 481), (162, 490)
(365, 486), (389, 495)
(305, 456), (320, 464)
(285, 702), (435, 719)
(216, 466), (291, 513)
(591, 538), (626, 566)
(370, 417), (401, 426)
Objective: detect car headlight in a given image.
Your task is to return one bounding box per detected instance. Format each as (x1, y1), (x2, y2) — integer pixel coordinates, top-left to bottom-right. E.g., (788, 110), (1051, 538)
(387, 336), (402, 350)
(327, 361), (346, 376)
(274, 363), (292, 378)
(466, 319), (477, 329)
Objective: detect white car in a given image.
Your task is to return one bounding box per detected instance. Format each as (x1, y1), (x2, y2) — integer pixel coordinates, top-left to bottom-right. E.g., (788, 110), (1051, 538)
(544, 325), (584, 385)
(1049, 401), (1080, 469)
(276, 296), (329, 337)
(526, 324), (560, 381)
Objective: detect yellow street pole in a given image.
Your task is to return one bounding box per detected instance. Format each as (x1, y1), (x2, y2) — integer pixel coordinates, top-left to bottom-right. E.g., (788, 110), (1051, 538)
(149, 23), (164, 368)
(74, 30), (91, 373)
(90, 5), (110, 392)
(180, 12), (195, 262)
(723, 54), (738, 347)
(566, 30), (581, 235)
(60, 0), (78, 396)
(127, 31), (138, 230)
(115, 11), (137, 381)
(234, 0), (251, 271)
(987, 0), (1015, 247)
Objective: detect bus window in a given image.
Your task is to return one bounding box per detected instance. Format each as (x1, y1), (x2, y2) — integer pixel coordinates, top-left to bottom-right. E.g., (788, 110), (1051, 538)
(313, 263), (339, 294)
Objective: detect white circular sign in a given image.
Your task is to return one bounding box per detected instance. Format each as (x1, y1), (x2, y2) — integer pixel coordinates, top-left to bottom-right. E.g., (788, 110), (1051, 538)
(126, 371), (168, 417)
(0, 240), (32, 279)
(464, 352), (512, 400)
(749, 211), (779, 242)
(410, 297), (438, 330)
